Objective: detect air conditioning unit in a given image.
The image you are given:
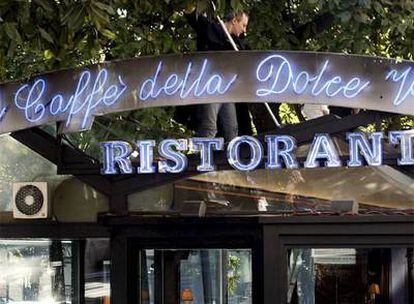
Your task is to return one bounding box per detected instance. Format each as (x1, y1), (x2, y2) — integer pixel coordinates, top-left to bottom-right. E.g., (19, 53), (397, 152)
(12, 182), (49, 219)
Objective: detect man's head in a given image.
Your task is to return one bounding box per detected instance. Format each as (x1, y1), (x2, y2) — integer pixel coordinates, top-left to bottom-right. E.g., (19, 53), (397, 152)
(225, 11), (249, 37)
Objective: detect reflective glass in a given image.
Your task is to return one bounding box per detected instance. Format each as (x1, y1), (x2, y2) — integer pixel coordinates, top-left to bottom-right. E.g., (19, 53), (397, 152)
(0, 238), (110, 304)
(173, 166), (414, 215)
(138, 249), (252, 304)
(84, 239), (111, 304)
(0, 135), (68, 211)
(287, 248), (413, 304)
(0, 239), (73, 303)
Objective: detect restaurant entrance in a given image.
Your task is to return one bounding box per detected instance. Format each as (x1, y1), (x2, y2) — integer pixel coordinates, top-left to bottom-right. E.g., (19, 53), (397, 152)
(106, 217), (262, 304)
(0, 216), (412, 304)
(135, 248), (252, 304)
(103, 216), (413, 304)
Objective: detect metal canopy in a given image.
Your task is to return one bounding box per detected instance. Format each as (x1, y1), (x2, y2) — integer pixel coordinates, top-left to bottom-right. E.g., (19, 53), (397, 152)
(10, 110), (413, 214)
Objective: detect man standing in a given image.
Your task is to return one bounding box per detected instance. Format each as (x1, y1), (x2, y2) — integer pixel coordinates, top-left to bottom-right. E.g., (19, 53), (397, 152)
(184, 6), (250, 142)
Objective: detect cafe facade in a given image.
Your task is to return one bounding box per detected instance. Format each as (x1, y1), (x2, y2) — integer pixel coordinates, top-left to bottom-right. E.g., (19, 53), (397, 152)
(0, 51), (413, 304)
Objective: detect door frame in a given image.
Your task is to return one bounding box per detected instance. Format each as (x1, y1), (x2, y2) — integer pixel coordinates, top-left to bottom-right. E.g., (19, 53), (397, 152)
(260, 216), (414, 303)
(107, 215), (413, 304)
(0, 215), (412, 304)
(108, 217), (263, 304)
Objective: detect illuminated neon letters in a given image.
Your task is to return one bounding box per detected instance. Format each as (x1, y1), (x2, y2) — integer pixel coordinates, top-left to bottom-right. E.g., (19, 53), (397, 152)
(14, 69), (127, 129)
(101, 131), (412, 175)
(256, 55), (370, 98)
(191, 137), (224, 172)
(139, 59), (237, 101)
(389, 131), (414, 165)
(0, 108), (6, 121)
(0, 92), (7, 122)
(2, 53), (412, 135)
(386, 67), (414, 106)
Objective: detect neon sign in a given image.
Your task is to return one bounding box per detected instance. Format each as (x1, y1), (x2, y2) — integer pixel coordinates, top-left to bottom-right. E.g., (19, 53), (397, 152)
(0, 99), (7, 122)
(386, 67), (414, 106)
(139, 59), (237, 100)
(256, 55), (370, 98)
(14, 69), (127, 130)
(0, 51), (412, 134)
(100, 130), (414, 174)
(0, 107), (6, 121)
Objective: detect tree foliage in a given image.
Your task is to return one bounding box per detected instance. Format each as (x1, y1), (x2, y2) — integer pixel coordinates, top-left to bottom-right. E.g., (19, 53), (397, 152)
(0, 0), (412, 155)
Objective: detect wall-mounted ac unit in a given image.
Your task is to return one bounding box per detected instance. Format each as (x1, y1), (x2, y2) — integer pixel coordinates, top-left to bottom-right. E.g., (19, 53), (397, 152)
(12, 182), (49, 219)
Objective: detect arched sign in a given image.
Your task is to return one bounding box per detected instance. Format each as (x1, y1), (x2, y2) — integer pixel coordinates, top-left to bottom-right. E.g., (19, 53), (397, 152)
(0, 51), (412, 134)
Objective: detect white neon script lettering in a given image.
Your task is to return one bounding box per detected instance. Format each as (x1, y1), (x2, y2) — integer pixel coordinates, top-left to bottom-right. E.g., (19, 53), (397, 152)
(0, 107), (6, 121)
(0, 97), (7, 121)
(14, 69), (127, 128)
(256, 55), (370, 98)
(14, 79), (47, 123)
(386, 67), (414, 106)
(139, 59), (237, 101)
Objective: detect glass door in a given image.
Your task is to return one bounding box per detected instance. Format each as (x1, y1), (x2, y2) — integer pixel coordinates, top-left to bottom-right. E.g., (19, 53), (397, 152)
(287, 247), (413, 304)
(137, 249), (252, 304)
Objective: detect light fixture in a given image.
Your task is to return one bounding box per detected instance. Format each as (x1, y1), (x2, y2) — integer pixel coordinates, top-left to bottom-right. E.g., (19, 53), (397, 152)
(181, 288), (194, 303)
(368, 283), (380, 302)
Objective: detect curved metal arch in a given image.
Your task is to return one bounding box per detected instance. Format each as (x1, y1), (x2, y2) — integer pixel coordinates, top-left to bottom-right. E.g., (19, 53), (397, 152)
(0, 51), (413, 134)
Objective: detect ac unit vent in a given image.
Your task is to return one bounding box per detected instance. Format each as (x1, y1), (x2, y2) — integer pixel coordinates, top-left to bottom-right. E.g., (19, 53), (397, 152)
(12, 182), (49, 219)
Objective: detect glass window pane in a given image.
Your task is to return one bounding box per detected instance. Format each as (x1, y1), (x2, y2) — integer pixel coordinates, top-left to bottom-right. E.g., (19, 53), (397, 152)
(0, 238), (111, 304)
(287, 248), (413, 304)
(138, 249), (252, 304)
(125, 164), (414, 215)
(85, 239), (111, 304)
(0, 239), (73, 303)
(0, 136), (68, 212)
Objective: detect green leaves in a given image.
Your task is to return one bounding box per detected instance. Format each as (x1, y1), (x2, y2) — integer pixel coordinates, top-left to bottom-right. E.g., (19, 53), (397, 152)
(339, 12), (351, 23)
(60, 0), (115, 36)
(101, 29), (117, 40)
(93, 2), (115, 15)
(0, 0), (412, 142)
(61, 4), (86, 31)
(4, 22), (21, 43)
(33, 0), (55, 14)
(88, 1), (112, 30)
(38, 27), (54, 44)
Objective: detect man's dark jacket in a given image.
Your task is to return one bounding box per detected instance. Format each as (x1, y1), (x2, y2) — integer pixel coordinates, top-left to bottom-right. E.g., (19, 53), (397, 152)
(186, 11), (246, 51)
(174, 11), (253, 135)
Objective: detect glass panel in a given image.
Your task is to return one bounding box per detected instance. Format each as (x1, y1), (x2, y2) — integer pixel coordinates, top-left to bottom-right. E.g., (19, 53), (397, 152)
(63, 108), (190, 160)
(172, 166), (414, 215)
(127, 166), (413, 215)
(0, 238), (111, 304)
(287, 248), (413, 304)
(0, 239), (73, 303)
(128, 184), (174, 212)
(84, 239), (111, 304)
(138, 249), (252, 304)
(0, 135), (69, 211)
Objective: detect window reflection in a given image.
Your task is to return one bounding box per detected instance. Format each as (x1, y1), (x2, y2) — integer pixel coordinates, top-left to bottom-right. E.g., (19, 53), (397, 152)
(288, 248), (413, 304)
(0, 239), (110, 304)
(0, 136), (66, 212)
(139, 249), (252, 304)
(0, 239), (72, 304)
(84, 239), (110, 304)
(173, 166), (414, 215)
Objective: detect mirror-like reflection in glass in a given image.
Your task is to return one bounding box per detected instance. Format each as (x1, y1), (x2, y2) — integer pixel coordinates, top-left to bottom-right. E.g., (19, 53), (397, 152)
(0, 239), (73, 304)
(139, 249), (252, 304)
(287, 248), (413, 304)
(0, 238), (110, 304)
(84, 239), (110, 304)
(171, 166), (414, 216)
